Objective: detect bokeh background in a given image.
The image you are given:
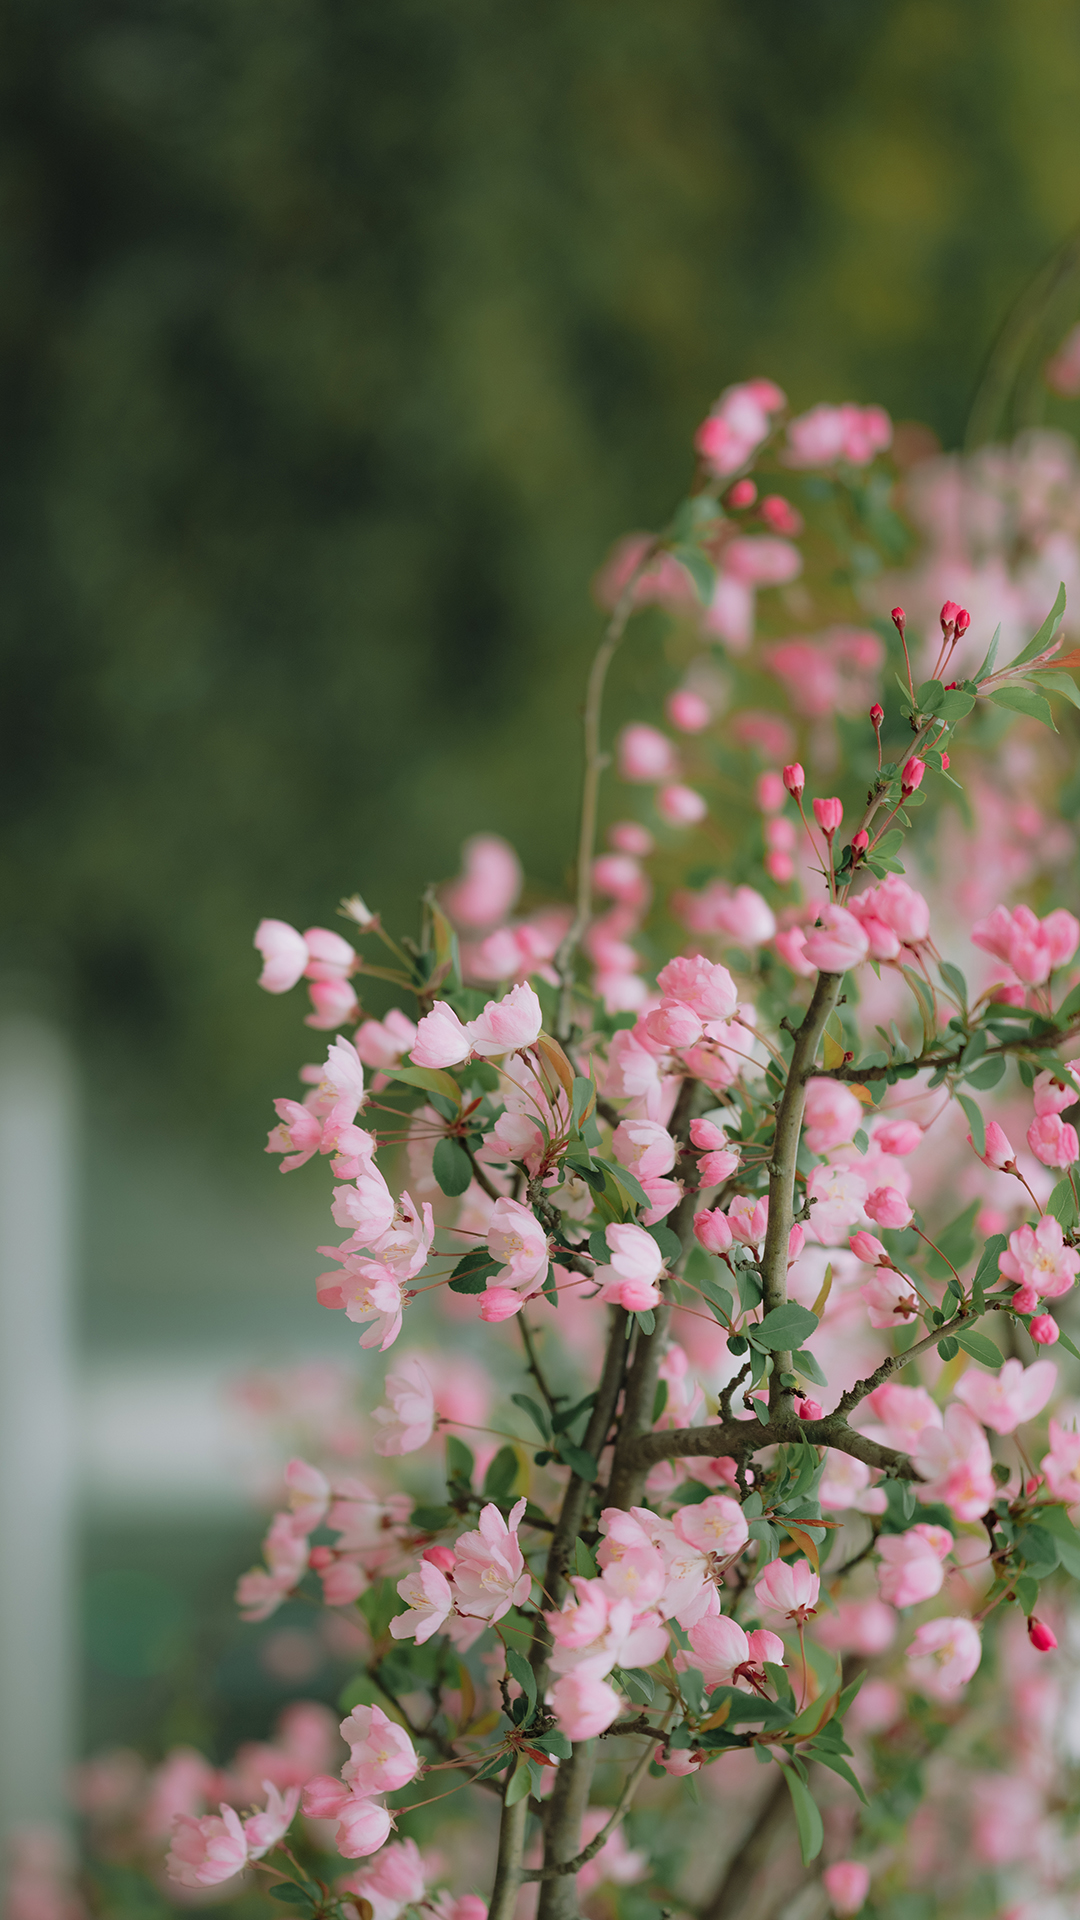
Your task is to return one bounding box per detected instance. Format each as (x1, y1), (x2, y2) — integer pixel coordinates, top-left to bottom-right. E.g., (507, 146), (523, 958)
(7, 0), (1080, 1870)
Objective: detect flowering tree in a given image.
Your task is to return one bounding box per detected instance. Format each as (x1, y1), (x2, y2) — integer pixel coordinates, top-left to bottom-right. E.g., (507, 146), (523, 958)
(132, 384), (1080, 1920)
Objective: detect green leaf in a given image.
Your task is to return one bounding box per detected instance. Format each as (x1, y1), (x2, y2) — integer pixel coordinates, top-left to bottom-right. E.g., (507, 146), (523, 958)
(1030, 667), (1080, 708)
(783, 1769), (824, 1865)
(957, 1093), (985, 1159)
(505, 1646), (537, 1716)
(751, 1397), (771, 1425)
(1034, 1503), (1080, 1576)
(754, 1303), (820, 1351)
(937, 1335), (960, 1361)
(804, 1744), (870, 1803)
(446, 1435), (475, 1484)
(737, 1268), (763, 1311)
(973, 621), (1001, 682)
(560, 1442), (598, 1483)
(588, 1227), (611, 1264)
(433, 1135), (474, 1196)
(595, 1155), (651, 1212)
(874, 828), (904, 857)
(449, 1247), (501, 1293)
(483, 1446), (520, 1498)
(1006, 581), (1066, 670)
(670, 543), (716, 605)
(511, 1393), (551, 1441)
(636, 1307), (656, 1333)
(574, 1537), (598, 1579)
(792, 1347), (827, 1387)
(954, 1327), (1003, 1369)
(571, 1075), (596, 1130)
(965, 1054), (1006, 1089)
(504, 1758), (533, 1806)
(987, 685), (1057, 729)
(916, 677), (944, 710)
(269, 1888), (315, 1908)
(938, 961), (968, 1007)
(936, 687), (976, 721)
(384, 1063), (462, 1106)
(1013, 1573), (1039, 1614)
(532, 1728), (573, 1759)
(1048, 1178), (1078, 1230)
(410, 1504), (453, 1530)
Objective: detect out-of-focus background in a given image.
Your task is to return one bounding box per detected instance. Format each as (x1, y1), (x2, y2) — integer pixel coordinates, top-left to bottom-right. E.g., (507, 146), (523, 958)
(7, 0), (1080, 1878)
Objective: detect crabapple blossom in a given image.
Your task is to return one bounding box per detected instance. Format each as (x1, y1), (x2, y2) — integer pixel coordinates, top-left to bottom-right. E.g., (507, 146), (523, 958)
(972, 902), (1080, 985)
(864, 1185), (913, 1229)
(656, 953), (738, 1020)
(451, 1500), (530, 1621)
(1027, 1111), (1079, 1168)
(550, 1674), (623, 1741)
(1028, 1617), (1058, 1652)
(255, 919), (309, 994)
(754, 1558), (819, 1627)
(862, 1382), (941, 1452)
(905, 1615), (982, 1701)
(441, 834), (523, 929)
(812, 796), (842, 834)
(672, 1495), (749, 1559)
(998, 1215), (1080, 1299)
(822, 1861), (871, 1916)
(968, 1119), (1016, 1170)
(618, 723), (677, 782)
(667, 688), (711, 732)
(242, 1781), (302, 1858)
(372, 1357), (437, 1455)
(339, 1706), (419, 1796)
(657, 783), (708, 825)
(954, 1357), (1056, 1434)
(1031, 1314), (1060, 1344)
(849, 1230), (888, 1264)
(802, 905), (870, 973)
(341, 1838), (428, 1920)
(814, 1601), (897, 1657)
(1040, 1419), (1080, 1504)
(695, 379), (784, 477)
(872, 1117), (923, 1155)
(166, 1806), (249, 1888)
(727, 1193), (768, 1247)
(694, 1206), (733, 1254)
(410, 1001), (473, 1068)
(354, 1008), (418, 1068)
(798, 1398), (823, 1421)
(913, 1404), (995, 1522)
(468, 982), (543, 1055)
(486, 1198), (549, 1290)
(390, 1560), (453, 1643)
(785, 401), (891, 467)
(593, 1221), (666, 1310)
(807, 1162), (868, 1241)
(803, 1078), (863, 1154)
(332, 1797), (395, 1860)
(876, 1525), (952, 1608)
(682, 1614), (785, 1690)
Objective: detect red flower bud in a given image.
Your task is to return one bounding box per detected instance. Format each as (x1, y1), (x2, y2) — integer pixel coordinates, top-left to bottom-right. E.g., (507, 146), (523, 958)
(783, 763), (805, 796)
(940, 599), (962, 631)
(941, 752), (950, 770)
(852, 830), (869, 853)
(1027, 1616), (1058, 1652)
(797, 1398), (823, 1421)
(955, 607), (970, 634)
(901, 756), (925, 795)
(891, 607), (906, 633)
(727, 478), (756, 508)
(870, 703), (884, 729)
(812, 796), (843, 834)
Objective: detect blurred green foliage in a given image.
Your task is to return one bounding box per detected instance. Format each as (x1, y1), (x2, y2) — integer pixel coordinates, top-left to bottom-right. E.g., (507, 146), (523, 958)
(6, 0), (1080, 1134)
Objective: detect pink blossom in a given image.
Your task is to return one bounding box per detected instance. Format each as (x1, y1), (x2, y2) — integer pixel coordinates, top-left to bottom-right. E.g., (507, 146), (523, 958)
(354, 1009), (418, 1069)
(807, 1162), (868, 1242)
(774, 926), (815, 976)
(316, 1257), (404, 1350)
(339, 1705), (419, 1796)
(302, 926), (356, 981)
(1027, 1111), (1080, 1168)
(954, 1357), (1056, 1434)
(550, 1673), (622, 1741)
(333, 1797), (394, 1860)
(864, 1185), (913, 1230)
(451, 1499), (530, 1621)
(849, 875), (930, 949)
(706, 884), (778, 945)
(863, 1382), (941, 1452)
(441, 834), (523, 929)
(691, 1114), (729, 1151)
(667, 688), (711, 732)
(640, 1175), (682, 1223)
(723, 534), (803, 587)
(698, 1148), (740, 1185)
(759, 494), (803, 535)
(802, 905), (870, 974)
(812, 796), (843, 834)
(1040, 1418), (1080, 1504)
(166, 1806), (248, 1888)
(390, 1560), (453, 1643)
(798, 1398), (823, 1421)
(694, 1207), (733, 1255)
(243, 1781), (301, 1858)
(968, 1118), (1015, 1170)
(313, 1551), (368, 1607)
(999, 1214), (1080, 1298)
(265, 1099), (324, 1173)
(849, 1229), (888, 1264)
(479, 1286), (526, 1321)
(803, 1078), (863, 1154)
(331, 1167), (397, 1247)
(658, 1747), (701, 1776)
(609, 821), (654, 856)
(683, 1613), (784, 1689)
(972, 902), (1080, 986)
(372, 1358), (436, 1455)
(818, 1452), (885, 1514)
(877, 1525), (953, 1608)
(645, 1001), (704, 1048)
(594, 1222), (666, 1311)
(672, 1495), (749, 1559)
(304, 976), (359, 1029)
(1031, 1314), (1060, 1344)
(694, 380), (784, 478)
(656, 953), (739, 1021)
(785, 402), (891, 468)
(727, 1194), (768, 1247)
(283, 1457), (330, 1533)
(410, 1001), (472, 1069)
(1033, 1067), (1080, 1115)
(872, 1118), (923, 1155)
(905, 1615), (982, 1700)
(913, 1404), (995, 1521)
(822, 1861), (871, 1916)
(468, 982), (543, 1055)
(754, 1557), (819, 1626)
(341, 1838), (427, 1920)
(618, 724), (678, 782)
(593, 852), (650, 907)
(814, 1600), (896, 1656)
(860, 1269), (920, 1329)
(235, 1512), (309, 1623)
(486, 1198), (549, 1290)
(255, 918), (309, 994)
(657, 783), (708, 826)
(756, 770), (786, 812)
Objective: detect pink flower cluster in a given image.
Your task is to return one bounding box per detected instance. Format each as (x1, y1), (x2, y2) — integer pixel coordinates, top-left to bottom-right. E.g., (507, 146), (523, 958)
(236, 1459), (414, 1621)
(390, 1500), (531, 1648)
(302, 1704), (420, 1859)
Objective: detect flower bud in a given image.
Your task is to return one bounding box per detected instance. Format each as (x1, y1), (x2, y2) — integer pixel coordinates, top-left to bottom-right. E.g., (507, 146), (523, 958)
(1027, 1616), (1058, 1652)
(693, 1207), (733, 1255)
(940, 599), (961, 631)
(941, 751), (950, 770)
(901, 756), (925, 794)
(812, 796), (843, 834)
(756, 770), (786, 813)
(657, 783), (708, 826)
(870, 703), (884, 729)
(726, 478), (756, 508)
(852, 829), (869, 854)
(891, 607), (905, 633)
(797, 1398), (823, 1421)
(666, 689), (711, 734)
(423, 1544), (456, 1572)
(955, 607), (970, 635)
(1030, 1313), (1060, 1346)
(783, 763), (805, 796)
